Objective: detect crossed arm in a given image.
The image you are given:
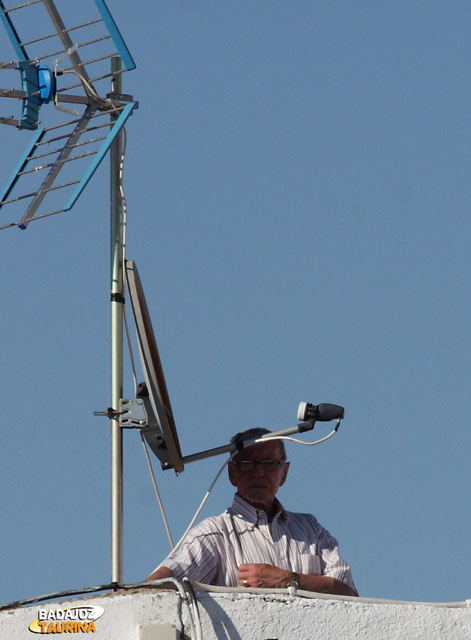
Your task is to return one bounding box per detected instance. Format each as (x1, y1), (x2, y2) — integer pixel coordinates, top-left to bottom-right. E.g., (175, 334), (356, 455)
(146, 563), (357, 597)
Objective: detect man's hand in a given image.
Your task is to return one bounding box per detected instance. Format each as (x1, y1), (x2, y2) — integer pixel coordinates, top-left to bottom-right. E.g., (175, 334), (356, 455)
(238, 563), (358, 596)
(238, 563), (290, 588)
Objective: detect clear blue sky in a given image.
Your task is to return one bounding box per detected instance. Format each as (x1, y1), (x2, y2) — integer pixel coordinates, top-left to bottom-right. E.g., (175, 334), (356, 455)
(1, 0), (470, 606)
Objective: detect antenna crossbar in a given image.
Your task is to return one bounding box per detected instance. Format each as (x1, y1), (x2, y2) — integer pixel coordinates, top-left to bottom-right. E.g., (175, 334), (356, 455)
(1, 178), (80, 206)
(32, 135), (106, 160)
(3, 0), (41, 12)
(59, 51), (119, 79)
(0, 206), (65, 230)
(20, 18), (104, 47)
(0, 87), (90, 105)
(42, 105), (126, 133)
(36, 36), (112, 65)
(0, 116), (19, 126)
(0, 88), (26, 98)
(66, 35), (112, 52)
(39, 121), (110, 143)
(17, 148), (98, 177)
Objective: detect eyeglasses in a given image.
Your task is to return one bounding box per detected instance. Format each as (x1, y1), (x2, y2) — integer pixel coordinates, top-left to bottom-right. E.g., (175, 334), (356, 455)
(231, 459), (286, 472)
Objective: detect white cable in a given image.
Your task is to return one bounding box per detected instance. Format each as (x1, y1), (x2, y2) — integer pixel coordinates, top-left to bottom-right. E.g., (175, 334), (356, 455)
(182, 578), (203, 640)
(170, 453), (236, 554)
(58, 68), (109, 108)
(254, 428), (339, 449)
(123, 305), (138, 395)
(119, 131), (138, 392)
(145, 577), (199, 640)
(52, 46), (80, 116)
(119, 128), (128, 263)
(140, 434), (175, 549)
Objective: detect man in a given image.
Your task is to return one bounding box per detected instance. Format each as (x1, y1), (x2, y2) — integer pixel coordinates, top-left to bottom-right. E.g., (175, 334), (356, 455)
(147, 428), (357, 596)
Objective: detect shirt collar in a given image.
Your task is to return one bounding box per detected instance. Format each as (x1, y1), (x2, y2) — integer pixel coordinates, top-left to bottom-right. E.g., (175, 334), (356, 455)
(229, 493), (287, 524)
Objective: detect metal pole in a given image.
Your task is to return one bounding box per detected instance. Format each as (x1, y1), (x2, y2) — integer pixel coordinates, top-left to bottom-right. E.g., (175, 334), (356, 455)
(181, 422), (315, 466)
(110, 56), (124, 584)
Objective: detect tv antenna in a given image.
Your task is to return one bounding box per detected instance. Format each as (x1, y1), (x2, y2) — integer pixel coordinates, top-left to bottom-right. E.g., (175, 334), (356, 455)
(0, 0), (136, 584)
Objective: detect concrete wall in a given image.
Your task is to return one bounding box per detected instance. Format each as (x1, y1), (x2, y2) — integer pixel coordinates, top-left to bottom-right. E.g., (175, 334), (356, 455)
(1, 585), (470, 640)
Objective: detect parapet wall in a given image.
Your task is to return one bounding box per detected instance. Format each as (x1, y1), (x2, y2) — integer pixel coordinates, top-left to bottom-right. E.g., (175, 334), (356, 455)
(1, 585), (470, 640)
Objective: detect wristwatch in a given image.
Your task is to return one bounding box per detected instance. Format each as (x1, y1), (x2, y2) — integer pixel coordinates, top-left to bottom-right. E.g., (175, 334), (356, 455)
(287, 571), (300, 589)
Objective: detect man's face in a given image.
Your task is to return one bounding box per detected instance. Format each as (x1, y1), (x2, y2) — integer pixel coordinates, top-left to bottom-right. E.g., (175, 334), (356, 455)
(228, 440), (289, 512)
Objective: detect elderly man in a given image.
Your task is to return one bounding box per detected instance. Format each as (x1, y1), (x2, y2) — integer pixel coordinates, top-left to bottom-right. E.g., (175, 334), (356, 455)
(147, 428), (357, 596)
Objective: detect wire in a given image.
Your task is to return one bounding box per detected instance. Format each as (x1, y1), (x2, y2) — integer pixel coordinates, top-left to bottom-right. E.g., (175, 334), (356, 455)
(140, 433), (175, 549)
(58, 68), (109, 109)
(119, 129), (139, 392)
(184, 581), (471, 608)
(141, 577), (200, 640)
(119, 127), (128, 264)
(182, 578), (203, 640)
(255, 425), (340, 449)
(123, 305), (138, 395)
(167, 453), (236, 556)
(0, 583), (120, 612)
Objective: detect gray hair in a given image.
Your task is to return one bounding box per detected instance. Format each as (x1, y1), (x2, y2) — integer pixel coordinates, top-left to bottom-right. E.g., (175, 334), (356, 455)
(230, 427), (286, 459)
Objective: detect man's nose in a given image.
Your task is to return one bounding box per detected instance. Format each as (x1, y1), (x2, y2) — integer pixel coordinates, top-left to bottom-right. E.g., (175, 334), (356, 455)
(251, 462), (267, 477)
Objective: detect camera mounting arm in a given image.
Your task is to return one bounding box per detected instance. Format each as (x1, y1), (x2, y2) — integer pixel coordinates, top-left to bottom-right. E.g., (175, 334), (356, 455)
(180, 402), (345, 467)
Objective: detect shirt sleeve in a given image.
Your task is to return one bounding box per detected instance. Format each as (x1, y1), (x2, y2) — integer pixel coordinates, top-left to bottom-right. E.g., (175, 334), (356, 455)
(158, 520), (223, 585)
(315, 521), (357, 594)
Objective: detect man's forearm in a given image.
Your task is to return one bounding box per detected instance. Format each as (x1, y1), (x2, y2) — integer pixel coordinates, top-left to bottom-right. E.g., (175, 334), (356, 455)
(238, 563), (357, 596)
(145, 566), (176, 588)
(297, 573), (357, 597)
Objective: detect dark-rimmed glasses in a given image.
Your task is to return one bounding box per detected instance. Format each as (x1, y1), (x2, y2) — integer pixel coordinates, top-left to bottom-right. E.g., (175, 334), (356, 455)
(230, 459), (286, 472)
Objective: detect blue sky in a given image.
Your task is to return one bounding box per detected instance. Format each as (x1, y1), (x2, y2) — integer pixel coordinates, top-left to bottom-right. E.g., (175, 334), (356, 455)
(1, 0), (471, 606)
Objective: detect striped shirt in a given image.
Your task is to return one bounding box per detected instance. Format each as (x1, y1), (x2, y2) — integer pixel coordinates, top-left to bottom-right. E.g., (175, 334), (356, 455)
(159, 493), (356, 591)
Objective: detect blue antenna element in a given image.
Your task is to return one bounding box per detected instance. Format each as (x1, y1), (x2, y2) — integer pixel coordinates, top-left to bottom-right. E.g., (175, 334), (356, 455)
(0, 0), (137, 229)
(95, 0), (136, 72)
(0, 0), (27, 61)
(18, 61), (41, 130)
(64, 101), (135, 212)
(0, 61), (58, 131)
(38, 65), (56, 104)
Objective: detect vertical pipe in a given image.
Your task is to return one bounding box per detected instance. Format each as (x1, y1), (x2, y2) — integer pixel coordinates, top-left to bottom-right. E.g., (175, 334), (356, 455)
(110, 56), (124, 585)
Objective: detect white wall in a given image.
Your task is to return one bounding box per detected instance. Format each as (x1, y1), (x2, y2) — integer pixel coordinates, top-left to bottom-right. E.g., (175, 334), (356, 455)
(1, 586), (470, 640)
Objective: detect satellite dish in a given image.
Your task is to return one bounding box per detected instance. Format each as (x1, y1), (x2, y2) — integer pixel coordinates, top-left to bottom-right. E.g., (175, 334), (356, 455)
(125, 260), (184, 473)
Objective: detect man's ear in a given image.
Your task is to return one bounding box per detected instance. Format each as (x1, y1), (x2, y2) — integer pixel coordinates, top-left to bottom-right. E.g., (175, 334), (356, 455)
(228, 462), (238, 487)
(279, 461), (290, 487)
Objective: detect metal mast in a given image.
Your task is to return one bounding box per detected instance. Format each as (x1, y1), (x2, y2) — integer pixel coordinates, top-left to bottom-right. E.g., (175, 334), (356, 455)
(110, 56), (124, 584)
